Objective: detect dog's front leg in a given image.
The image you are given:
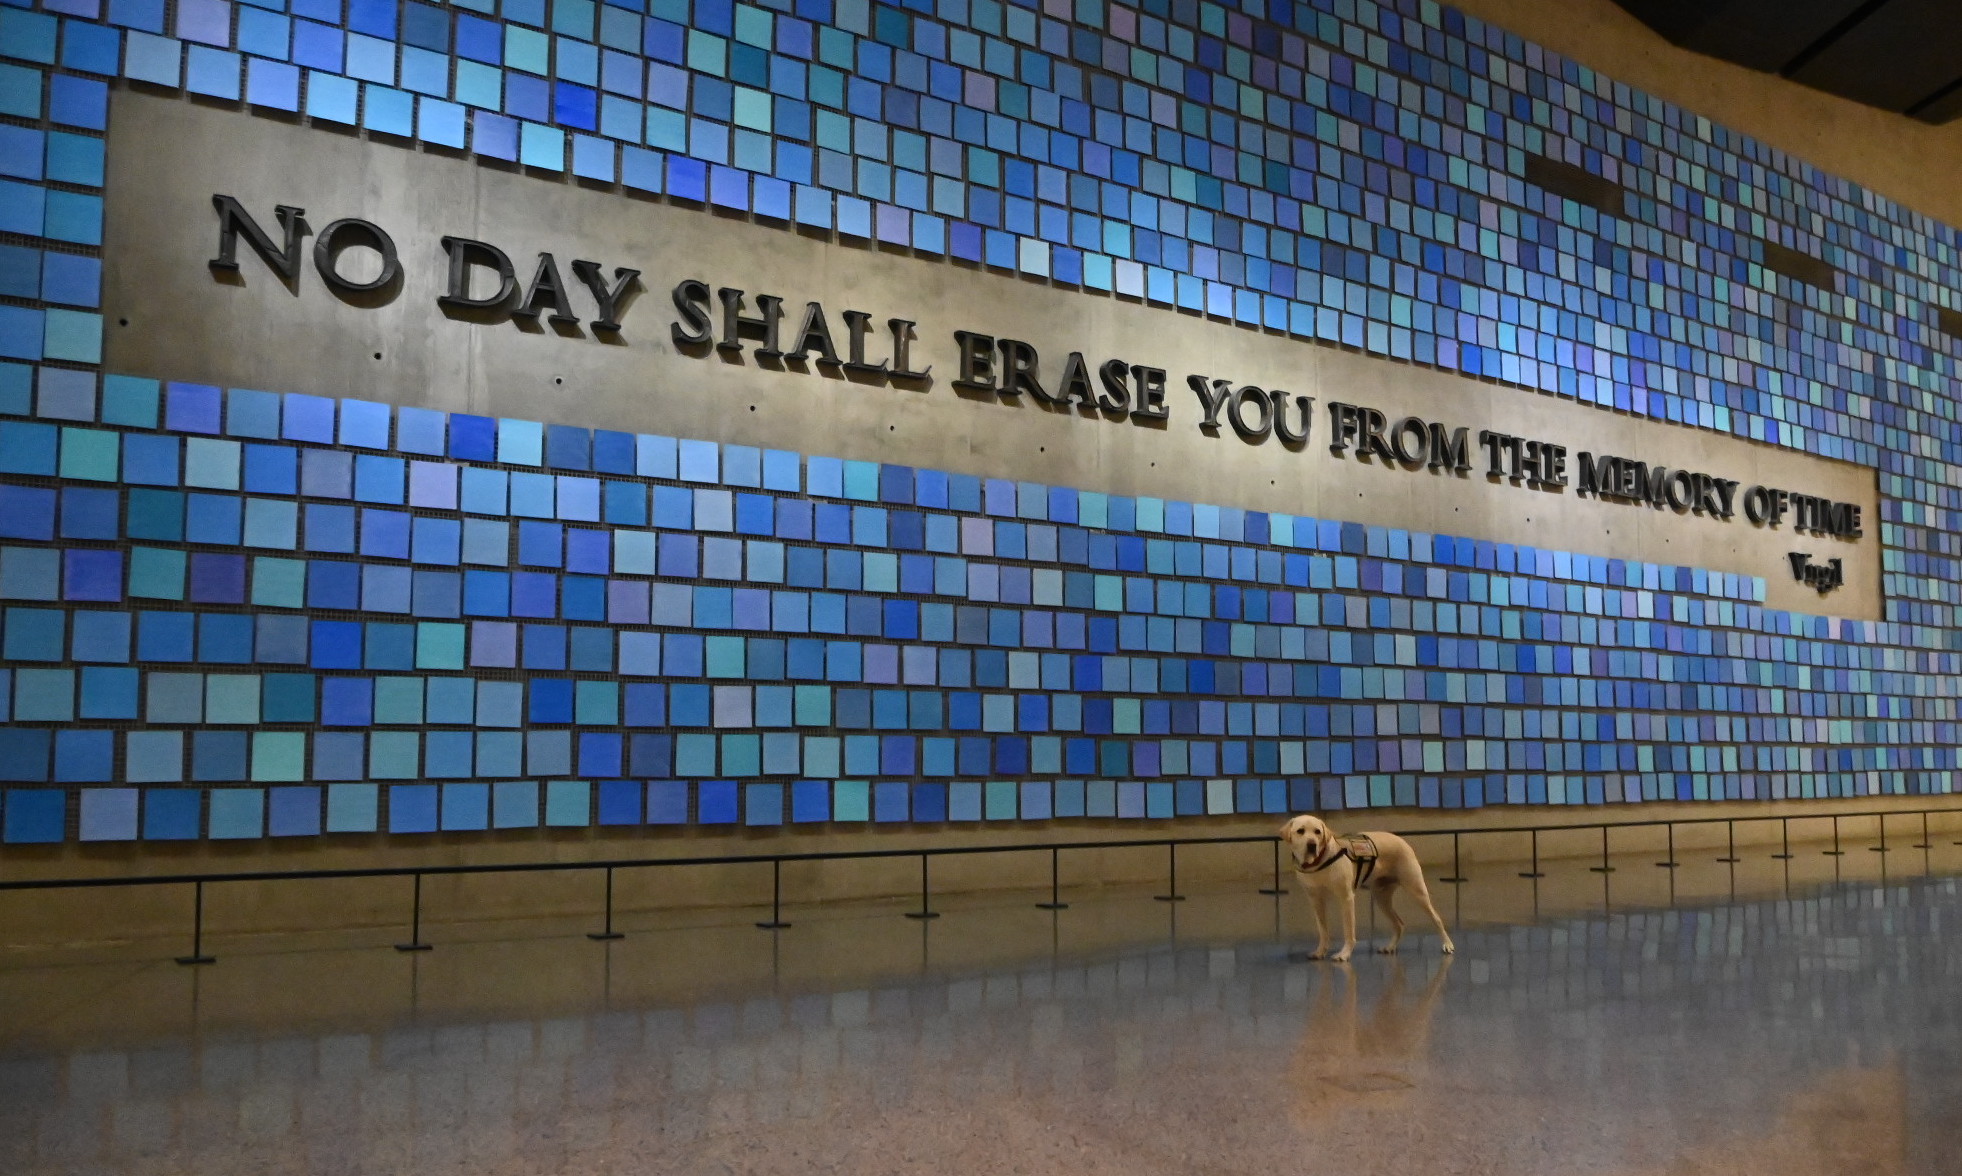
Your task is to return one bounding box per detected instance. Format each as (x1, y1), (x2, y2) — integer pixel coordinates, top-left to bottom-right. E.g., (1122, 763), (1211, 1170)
(1307, 890), (1330, 960)
(1332, 892), (1356, 963)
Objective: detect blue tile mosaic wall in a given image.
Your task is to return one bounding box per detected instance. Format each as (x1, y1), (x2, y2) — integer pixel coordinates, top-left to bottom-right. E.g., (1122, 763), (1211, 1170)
(3, 0), (1961, 841)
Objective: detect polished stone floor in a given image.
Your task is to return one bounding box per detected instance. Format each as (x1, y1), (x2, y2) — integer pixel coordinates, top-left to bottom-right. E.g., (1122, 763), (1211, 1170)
(3, 834), (1959, 1175)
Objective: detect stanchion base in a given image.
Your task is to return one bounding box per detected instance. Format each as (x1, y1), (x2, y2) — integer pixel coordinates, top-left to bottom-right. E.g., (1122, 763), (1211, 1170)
(1257, 887), (1288, 896)
(1868, 847), (1891, 853)
(1913, 843), (1932, 849)
(1517, 871), (1545, 879)
(1035, 901), (1069, 911)
(1439, 876), (1468, 884)
(1654, 861), (1680, 868)
(1822, 850), (1846, 857)
(588, 931), (627, 940)
(1716, 857), (1740, 864)
(1153, 894), (1187, 902)
(903, 910), (941, 920)
(1770, 853), (1795, 860)
(394, 942), (433, 952)
(1588, 866), (1616, 873)
(175, 955), (215, 966)
(751, 922), (790, 931)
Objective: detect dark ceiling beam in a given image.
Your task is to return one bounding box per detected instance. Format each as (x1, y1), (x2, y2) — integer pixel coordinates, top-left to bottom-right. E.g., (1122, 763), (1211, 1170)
(1787, 0), (1962, 114)
(1776, 0), (1898, 77)
(1615, 0), (1962, 124)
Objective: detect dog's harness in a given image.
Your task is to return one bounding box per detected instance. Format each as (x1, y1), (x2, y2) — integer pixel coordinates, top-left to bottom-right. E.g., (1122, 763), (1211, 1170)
(1296, 834), (1381, 890)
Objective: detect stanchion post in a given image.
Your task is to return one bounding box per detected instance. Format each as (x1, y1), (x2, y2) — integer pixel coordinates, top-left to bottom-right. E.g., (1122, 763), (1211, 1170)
(1915, 810), (1931, 850)
(1656, 821), (1679, 868)
(904, 854), (940, 920)
(1869, 812), (1890, 853)
(589, 865), (627, 940)
(174, 879), (216, 966)
(1518, 829), (1545, 879)
(1439, 830), (1467, 884)
(1589, 824), (1616, 873)
(1258, 839), (1286, 896)
(755, 858), (792, 929)
(1154, 843), (1186, 902)
(1716, 819), (1740, 864)
(1036, 846), (1069, 910)
(1771, 816), (1794, 860)
(395, 872), (433, 952)
(1823, 814), (1845, 856)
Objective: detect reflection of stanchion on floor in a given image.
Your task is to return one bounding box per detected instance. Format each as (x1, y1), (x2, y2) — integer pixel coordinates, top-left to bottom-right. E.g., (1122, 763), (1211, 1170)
(406, 944), (422, 1018)
(185, 950), (205, 1034)
(769, 918), (781, 990)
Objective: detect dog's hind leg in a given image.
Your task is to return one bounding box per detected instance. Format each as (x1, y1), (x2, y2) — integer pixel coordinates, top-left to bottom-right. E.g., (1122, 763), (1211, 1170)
(1406, 876), (1456, 955)
(1371, 884), (1405, 954)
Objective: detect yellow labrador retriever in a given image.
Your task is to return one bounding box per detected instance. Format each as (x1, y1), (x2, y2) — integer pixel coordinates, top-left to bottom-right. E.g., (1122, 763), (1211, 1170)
(1280, 814), (1454, 962)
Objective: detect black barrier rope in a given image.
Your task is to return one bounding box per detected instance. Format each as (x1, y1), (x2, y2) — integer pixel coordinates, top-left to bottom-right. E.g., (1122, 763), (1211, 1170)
(5, 806), (1954, 965)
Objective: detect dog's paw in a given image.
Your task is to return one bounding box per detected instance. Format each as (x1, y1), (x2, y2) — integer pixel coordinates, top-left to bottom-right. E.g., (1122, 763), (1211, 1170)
(1330, 950), (1352, 963)
(1375, 944), (1398, 955)
(1440, 942), (1456, 955)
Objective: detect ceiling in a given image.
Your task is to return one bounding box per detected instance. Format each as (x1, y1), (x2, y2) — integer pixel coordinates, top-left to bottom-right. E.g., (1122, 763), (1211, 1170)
(1614, 0), (1962, 123)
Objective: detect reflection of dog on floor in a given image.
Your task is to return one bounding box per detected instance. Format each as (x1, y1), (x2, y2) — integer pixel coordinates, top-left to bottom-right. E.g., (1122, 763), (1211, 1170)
(1281, 814), (1454, 962)
(1288, 955), (1454, 1120)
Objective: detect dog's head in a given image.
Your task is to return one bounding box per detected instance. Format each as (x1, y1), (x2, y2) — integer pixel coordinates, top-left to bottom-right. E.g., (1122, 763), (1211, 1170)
(1278, 813), (1331, 870)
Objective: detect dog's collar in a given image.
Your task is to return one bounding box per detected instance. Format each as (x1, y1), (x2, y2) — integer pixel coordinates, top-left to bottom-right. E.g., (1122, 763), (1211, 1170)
(1293, 835), (1380, 890)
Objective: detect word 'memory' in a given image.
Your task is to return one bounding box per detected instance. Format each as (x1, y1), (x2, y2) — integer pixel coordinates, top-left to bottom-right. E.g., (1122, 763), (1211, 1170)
(1573, 451), (1738, 518)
